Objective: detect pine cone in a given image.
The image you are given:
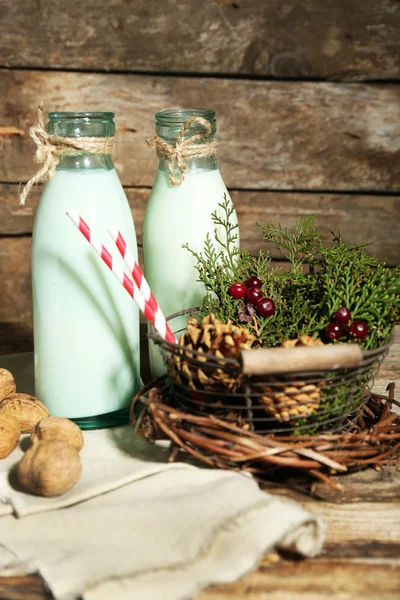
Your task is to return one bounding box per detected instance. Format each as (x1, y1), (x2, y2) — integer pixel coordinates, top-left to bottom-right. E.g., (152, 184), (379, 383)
(259, 336), (323, 422)
(170, 314), (256, 392)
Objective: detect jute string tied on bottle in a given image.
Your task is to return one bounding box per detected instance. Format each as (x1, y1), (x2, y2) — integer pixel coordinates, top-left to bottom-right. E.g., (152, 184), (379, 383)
(146, 116), (218, 186)
(19, 105), (116, 206)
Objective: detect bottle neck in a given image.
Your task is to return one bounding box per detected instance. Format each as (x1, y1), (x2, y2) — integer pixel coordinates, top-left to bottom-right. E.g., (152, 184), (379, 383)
(48, 112), (115, 171)
(157, 153), (218, 174)
(155, 108), (218, 176)
(56, 153), (114, 171)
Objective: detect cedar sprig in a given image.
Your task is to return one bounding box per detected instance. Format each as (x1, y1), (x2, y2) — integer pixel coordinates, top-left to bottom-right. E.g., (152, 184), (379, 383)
(258, 216), (323, 273)
(185, 196), (400, 349)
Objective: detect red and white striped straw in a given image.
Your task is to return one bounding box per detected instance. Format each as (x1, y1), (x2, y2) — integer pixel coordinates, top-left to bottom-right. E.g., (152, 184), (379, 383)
(109, 226), (157, 311)
(108, 226), (176, 344)
(66, 211), (177, 344)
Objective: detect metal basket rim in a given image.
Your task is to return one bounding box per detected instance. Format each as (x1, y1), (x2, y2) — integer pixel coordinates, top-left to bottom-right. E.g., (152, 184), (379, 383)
(148, 307), (393, 373)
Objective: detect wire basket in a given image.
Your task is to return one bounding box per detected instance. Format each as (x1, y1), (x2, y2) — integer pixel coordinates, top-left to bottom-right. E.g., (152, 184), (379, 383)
(149, 308), (391, 435)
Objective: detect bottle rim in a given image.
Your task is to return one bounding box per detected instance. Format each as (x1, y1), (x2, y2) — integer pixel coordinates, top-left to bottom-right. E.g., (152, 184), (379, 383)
(155, 108), (216, 125)
(48, 112), (115, 120)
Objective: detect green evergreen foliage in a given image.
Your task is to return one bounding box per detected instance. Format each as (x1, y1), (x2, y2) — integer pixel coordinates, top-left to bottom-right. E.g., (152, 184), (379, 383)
(184, 196), (400, 350)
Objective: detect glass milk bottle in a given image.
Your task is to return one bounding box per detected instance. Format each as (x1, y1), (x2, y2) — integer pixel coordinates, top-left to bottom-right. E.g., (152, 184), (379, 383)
(31, 112), (140, 429)
(143, 108), (239, 376)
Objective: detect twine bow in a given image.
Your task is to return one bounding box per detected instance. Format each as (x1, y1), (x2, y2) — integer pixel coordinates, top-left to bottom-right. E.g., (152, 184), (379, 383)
(146, 116), (218, 186)
(19, 105), (115, 206)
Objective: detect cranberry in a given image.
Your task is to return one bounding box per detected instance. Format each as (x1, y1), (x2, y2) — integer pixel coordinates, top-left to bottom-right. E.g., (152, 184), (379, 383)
(229, 282), (246, 299)
(335, 306), (352, 324)
(245, 287), (263, 305)
(245, 275), (262, 289)
(349, 320), (369, 340)
(256, 297), (276, 318)
(325, 322), (344, 341)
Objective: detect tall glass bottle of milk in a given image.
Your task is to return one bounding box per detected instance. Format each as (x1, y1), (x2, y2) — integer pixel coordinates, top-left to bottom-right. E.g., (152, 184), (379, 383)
(143, 108), (239, 376)
(31, 112), (140, 429)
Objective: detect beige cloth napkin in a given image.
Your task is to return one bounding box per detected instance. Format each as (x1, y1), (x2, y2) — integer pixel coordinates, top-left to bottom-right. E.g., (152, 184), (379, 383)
(0, 354), (325, 600)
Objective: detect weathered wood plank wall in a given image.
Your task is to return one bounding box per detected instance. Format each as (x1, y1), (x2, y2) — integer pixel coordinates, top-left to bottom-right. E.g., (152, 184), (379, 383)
(1, 0), (399, 79)
(0, 0), (399, 353)
(2, 72), (400, 190)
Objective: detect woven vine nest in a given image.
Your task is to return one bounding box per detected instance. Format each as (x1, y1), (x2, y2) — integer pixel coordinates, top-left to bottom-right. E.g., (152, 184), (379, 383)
(131, 380), (400, 490)
(148, 309), (391, 436)
(140, 309), (398, 488)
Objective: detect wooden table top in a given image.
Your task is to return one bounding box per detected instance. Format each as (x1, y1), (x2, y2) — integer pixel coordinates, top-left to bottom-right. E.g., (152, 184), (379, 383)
(1, 329), (399, 600)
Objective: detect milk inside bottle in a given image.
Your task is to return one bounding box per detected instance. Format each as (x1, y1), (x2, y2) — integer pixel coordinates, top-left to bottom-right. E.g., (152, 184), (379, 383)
(31, 112), (140, 428)
(143, 109), (239, 376)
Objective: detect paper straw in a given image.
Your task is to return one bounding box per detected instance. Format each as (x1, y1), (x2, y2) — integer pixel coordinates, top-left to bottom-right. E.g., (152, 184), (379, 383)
(66, 211), (177, 344)
(108, 226), (176, 343)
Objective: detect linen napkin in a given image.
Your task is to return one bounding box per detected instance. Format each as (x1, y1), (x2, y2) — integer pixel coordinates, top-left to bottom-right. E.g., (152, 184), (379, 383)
(0, 353), (325, 600)
(0, 424), (192, 517)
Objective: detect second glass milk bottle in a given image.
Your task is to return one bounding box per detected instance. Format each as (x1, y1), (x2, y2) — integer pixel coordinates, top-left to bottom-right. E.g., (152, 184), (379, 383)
(143, 108), (239, 376)
(31, 112), (140, 428)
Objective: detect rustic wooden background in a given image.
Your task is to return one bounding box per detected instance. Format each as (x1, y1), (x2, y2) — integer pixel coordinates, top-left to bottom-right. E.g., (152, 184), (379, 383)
(1, 0), (399, 353)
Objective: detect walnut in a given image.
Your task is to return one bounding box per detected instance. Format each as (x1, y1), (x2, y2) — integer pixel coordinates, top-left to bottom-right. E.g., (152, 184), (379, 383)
(0, 415), (21, 459)
(0, 368), (16, 402)
(31, 417), (84, 452)
(17, 440), (82, 497)
(0, 393), (49, 433)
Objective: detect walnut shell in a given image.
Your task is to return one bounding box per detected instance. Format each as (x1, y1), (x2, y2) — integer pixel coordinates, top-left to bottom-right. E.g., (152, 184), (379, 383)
(17, 440), (82, 497)
(31, 417), (84, 452)
(0, 415), (21, 459)
(0, 393), (49, 433)
(0, 368), (16, 402)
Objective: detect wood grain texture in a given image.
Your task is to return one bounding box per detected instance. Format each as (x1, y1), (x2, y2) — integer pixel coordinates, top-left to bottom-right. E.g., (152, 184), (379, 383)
(0, 575), (52, 600)
(308, 464), (400, 504)
(2, 184), (399, 264)
(0, 0), (399, 80)
(2, 559), (400, 600)
(2, 70), (400, 191)
(0, 322), (33, 355)
(197, 560), (400, 599)
(302, 502), (400, 545)
(0, 237), (32, 329)
(1, 555), (399, 600)
(231, 190), (400, 266)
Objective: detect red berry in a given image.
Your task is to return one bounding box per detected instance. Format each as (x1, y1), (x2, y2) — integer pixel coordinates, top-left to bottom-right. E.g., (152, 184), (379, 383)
(245, 287), (263, 305)
(335, 306), (352, 324)
(245, 275), (262, 289)
(325, 322), (344, 341)
(256, 297), (276, 318)
(349, 320), (369, 340)
(229, 282), (246, 299)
